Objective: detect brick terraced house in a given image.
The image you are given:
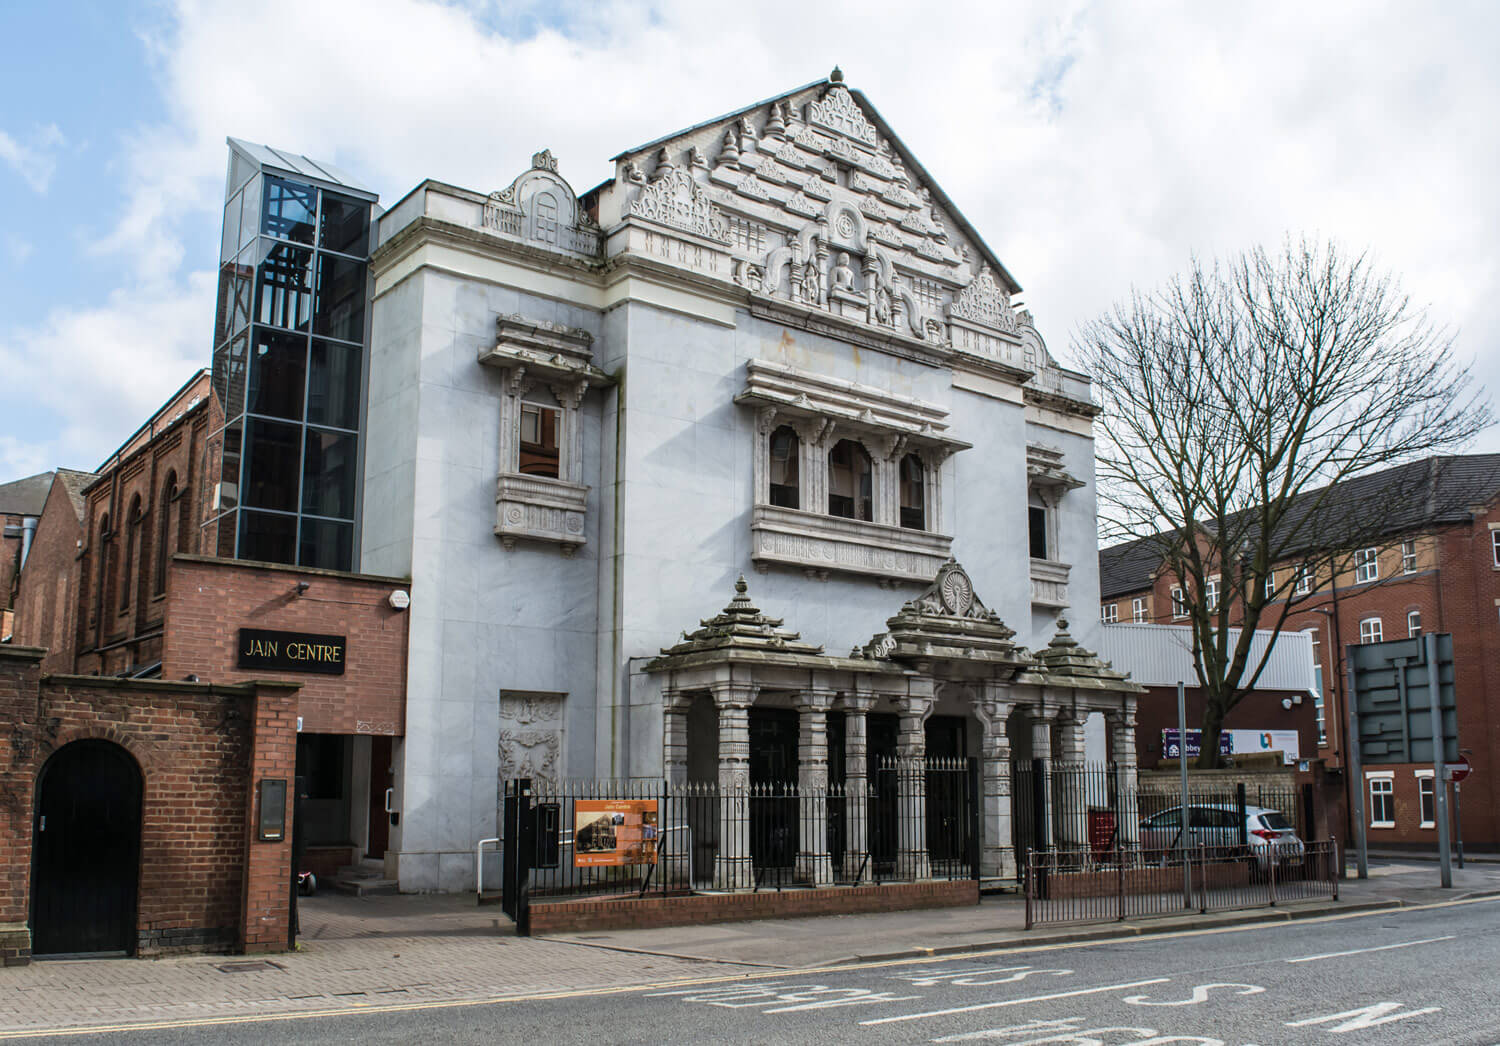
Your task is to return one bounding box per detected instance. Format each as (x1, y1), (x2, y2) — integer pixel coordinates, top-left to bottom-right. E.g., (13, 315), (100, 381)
(1099, 454), (1500, 850)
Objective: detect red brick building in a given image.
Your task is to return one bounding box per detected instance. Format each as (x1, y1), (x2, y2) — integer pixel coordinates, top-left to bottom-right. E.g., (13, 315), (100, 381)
(0, 471), (54, 633)
(1100, 454), (1500, 850)
(10, 469), (97, 673)
(2, 374), (412, 959)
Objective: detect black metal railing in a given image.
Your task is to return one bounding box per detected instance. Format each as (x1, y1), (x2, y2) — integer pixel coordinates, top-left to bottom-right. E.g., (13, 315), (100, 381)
(1023, 839), (1339, 929)
(498, 758), (979, 933)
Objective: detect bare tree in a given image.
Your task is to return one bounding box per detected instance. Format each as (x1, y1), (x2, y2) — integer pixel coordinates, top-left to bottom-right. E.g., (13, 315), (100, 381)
(1080, 239), (1492, 768)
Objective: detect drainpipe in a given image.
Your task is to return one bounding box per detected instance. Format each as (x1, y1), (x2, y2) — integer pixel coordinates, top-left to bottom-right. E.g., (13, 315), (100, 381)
(19, 516), (37, 570)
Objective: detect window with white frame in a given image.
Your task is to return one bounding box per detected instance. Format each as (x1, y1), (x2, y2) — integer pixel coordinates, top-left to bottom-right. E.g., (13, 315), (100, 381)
(1354, 547), (1379, 583)
(1408, 609), (1422, 638)
(1132, 596), (1147, 623)
(1360, 617), (1383, 644)
(1368, 773), (1395, 828)
(1203, 575), (1220, 613)
(1101, 602), (1118, 623)
(1263, 570), (1277, 601)
(1401, 540), (1417, 574)
(1492, 529), (1500, 568)
(1305, 627), (1326, 746)
(1416, 770), (1436, 828)
(1171, 586), (1187, 618)
(1294, 566), (1312, 596)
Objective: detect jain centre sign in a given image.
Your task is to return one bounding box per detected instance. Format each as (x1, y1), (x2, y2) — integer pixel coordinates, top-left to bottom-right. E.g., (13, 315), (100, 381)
(237, 628), (347, 675)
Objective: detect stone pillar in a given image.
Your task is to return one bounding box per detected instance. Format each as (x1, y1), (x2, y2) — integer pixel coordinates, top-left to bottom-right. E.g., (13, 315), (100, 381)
(796, 690), (835, 886)
(1055, 708), (1089, 850)
(840, 693), (873, 880)
(1030, 706), (1055, 851)
(975, 694), (1016, 881)
(1108, 707), (1141, 850)
(711, 683), (756, 890)
(896, 694), (933, 880)
(663, 692), (689, 786)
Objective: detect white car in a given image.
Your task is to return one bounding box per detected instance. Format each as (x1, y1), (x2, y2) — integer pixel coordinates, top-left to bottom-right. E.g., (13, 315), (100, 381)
(1138, 803), (1306, 869)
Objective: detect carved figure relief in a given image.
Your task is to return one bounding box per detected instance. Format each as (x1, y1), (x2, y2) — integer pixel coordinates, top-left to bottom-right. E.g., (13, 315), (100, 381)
(949, 265), (1018, 333)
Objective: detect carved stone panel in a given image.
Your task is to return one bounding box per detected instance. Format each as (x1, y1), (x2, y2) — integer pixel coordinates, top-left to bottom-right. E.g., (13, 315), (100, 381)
(499, 691), (565, 789)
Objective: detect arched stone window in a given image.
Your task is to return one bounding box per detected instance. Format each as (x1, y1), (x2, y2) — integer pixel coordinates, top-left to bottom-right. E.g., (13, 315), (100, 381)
(899, 453), (925, 530)
(828, 439), (872, 522)
(768, 426), (800, 508)
(121, 495), (142, 611)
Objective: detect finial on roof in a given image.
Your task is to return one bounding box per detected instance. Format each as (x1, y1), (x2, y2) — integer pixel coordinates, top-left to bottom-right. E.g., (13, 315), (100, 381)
(735, 574), (748, 595)
(829, 66), (844, 83)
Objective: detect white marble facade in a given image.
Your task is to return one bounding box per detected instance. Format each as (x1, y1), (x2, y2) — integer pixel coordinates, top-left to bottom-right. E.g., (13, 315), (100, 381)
(361, 79), (1127, 892)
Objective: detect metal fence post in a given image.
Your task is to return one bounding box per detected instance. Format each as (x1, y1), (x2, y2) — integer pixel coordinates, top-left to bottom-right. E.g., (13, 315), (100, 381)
(1197, 842), (1207, 914)
(1024, 849), (1033, 930)
(1330, 838), (1339, 900)
(1117, 849), (1125, 921)
(1268, 840), (1278, 907)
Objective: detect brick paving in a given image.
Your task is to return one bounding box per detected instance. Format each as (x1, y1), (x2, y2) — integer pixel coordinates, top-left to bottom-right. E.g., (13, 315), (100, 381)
(0, 894), (755, 1036)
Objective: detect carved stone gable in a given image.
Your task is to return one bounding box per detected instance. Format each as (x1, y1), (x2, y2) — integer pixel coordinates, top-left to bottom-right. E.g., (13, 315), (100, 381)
(808, 85), (878, 146)
(626, 167), (732, 243)
(948, 265), (1017, 333)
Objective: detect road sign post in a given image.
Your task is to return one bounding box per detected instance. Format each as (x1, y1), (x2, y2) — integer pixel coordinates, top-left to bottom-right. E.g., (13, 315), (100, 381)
(1424, 633), (1453, 888)
(1343, 649), (1368, 880)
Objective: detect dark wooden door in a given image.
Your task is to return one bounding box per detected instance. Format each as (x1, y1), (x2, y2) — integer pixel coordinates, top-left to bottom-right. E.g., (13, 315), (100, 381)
(32, 741), (141, 956)
(367, 735), (393, 858)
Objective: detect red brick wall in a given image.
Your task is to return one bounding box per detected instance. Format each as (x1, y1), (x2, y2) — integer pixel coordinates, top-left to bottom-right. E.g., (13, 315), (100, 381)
(527, 879), (979, 935)
(0, 646), (300, 963)
(11, 478), (86, 675)
(162, 555), (408, 736)
(242, 682), (299, 953)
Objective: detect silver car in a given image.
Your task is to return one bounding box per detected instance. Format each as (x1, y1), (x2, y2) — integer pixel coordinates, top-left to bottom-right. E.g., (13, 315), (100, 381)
(1138, 803), (1306, 868)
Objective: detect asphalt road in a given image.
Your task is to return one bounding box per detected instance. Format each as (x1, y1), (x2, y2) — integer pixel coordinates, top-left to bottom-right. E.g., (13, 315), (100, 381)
(19, 896), (1500, 1045)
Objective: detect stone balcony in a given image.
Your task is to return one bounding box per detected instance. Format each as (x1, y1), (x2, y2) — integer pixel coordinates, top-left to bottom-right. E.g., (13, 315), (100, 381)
(1030, 558), (1070, 608)
(750, 504), (952, 584)
(495, 473), (588, 555)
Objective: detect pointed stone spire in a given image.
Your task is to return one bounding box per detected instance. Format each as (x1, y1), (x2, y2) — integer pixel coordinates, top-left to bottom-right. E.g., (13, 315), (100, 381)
(830, 65), (844, 83)
(1034, 618), (1144, 691)
(766, 102), (787, 138)
(647, 576), (824, 664)
(718, 129), (741, 166)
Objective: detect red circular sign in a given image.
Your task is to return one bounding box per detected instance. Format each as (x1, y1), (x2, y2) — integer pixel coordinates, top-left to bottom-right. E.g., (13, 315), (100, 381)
(1448, 756), (1472, 783)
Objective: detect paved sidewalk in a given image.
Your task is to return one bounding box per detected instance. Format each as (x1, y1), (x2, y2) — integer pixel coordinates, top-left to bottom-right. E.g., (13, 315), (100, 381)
(4, 859), (1499, 1037)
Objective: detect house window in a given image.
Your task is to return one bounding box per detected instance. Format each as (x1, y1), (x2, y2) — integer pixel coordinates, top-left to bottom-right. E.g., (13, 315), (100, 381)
(1264, 570), (1276, 601)
(1408, 610), (1422, 638)
(768, 426), (800, 509)
(1171, 586), (1186, 618)
(1368, 774), (1395, 828)
(1204, 575), (1219, 613)
(1493, 529), (1500, 568)
(1354, 547), (1379, 584)
(1101, 603), (1118, 623)
(1028, 505), (1048, 560)
(1359, 617), (1383, 644)
(1132, 597), (1147, 623)
(1305, 628), (1326, 746)
(899, 454), (925, 530)
(827, 439), (872, 522)
(1401, 540), (1417, 574)
(519, 403), (561, 478)
(1294, 566), (1312, 596)
(1416, 771), (1436, 829)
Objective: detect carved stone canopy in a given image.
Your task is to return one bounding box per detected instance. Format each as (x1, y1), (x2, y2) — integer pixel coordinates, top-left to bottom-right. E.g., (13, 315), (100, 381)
(1027, 443), (1084, 494)
(855, 559), (1033, 677)
(647, 576), (825, 669)
(1033, 618), (1146, 693)
(478, 314), (612, 387)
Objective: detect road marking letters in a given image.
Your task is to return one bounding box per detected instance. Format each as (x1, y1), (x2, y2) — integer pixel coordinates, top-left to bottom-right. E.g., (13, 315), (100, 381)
(934, 1016), (1227, 1044)
(859, 978), (1171, 1026)
(1121, 983), (1264, 1007)
(889, 965), (1075, 987)
(1286, 1001), (1442, 1032)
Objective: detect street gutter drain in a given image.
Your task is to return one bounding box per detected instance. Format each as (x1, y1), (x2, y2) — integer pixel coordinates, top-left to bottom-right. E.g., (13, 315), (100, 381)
(215, 960), (285, 973)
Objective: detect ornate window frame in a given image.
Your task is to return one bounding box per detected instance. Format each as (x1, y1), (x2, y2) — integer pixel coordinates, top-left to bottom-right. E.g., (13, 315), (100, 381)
(1027, 443), (1083, 609)
(478, 315), (609, 556)
(736, 359), (969, 584)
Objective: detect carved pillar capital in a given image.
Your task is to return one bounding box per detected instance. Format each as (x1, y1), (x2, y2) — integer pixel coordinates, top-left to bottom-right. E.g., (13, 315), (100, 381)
(708, 681), (757, 710)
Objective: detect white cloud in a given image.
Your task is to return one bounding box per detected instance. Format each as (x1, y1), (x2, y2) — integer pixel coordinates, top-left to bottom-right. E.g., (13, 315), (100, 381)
(6, 0), (1499, 477)
(0, 123), (65, 193)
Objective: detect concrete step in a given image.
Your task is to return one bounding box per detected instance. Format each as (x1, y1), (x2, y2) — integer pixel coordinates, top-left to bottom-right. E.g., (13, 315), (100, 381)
(332, 875), (400, 896)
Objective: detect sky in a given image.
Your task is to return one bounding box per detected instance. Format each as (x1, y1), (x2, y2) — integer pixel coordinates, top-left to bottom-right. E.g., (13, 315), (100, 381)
(1, 0), (1497, 482)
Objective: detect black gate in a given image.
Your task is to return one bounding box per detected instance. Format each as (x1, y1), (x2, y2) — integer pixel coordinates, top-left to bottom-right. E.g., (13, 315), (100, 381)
(500, 778), (533, 935)
(32, 740), (142, 956)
